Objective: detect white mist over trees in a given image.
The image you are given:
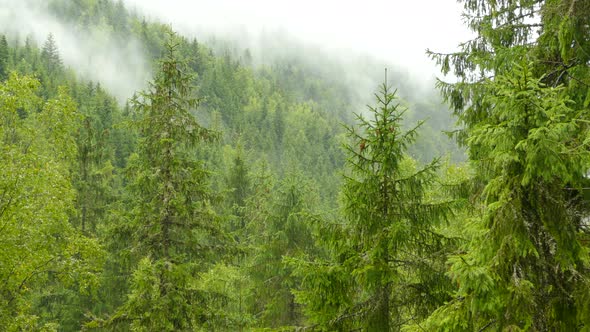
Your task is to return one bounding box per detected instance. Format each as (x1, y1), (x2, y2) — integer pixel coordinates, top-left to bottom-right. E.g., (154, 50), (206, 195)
(121, 0), (470, 78)
(0, 0), (150, 101)
(120, 0), (473, 110)
(0, 0), (466, 164)
(1, 0), (470, 115)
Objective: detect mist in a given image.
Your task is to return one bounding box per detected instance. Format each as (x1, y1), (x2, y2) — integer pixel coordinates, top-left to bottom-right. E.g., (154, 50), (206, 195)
(0, 0), (472, 108)
(0, 0), (150, 102)
(121, 0), (471, 91)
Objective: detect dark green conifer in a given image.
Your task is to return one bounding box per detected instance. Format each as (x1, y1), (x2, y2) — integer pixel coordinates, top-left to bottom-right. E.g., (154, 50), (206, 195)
(41, 33), (62, 73)
(292, 73), (454, 331)
(105, 32), (226, 331)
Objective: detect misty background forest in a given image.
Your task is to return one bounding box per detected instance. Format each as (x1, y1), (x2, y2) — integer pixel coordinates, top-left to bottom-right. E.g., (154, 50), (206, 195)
(1, 0), (590, 331)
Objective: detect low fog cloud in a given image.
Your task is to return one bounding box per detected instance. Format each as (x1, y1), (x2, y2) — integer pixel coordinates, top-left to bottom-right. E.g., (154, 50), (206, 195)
(122, 0), (471, 81)
(0, 0), (472, 104)
(0, 0), (150, 102)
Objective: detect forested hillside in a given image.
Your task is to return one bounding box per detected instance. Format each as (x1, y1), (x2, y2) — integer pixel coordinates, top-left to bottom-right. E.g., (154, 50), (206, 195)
(1, 0), (589, 331)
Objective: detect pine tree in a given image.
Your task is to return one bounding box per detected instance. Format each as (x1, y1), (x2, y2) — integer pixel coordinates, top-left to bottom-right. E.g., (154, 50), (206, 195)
(423, 0), (590, 330)
(103, 32), (226, 331)
(292, 74), (454, 331)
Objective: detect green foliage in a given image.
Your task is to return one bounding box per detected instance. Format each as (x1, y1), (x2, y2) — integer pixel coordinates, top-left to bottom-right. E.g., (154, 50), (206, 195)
(41, 33), (63, 75)
(104, 32), (228, 330)
(247, 173), (320, 328)
(196, 262), (256, 330)
(73, 84), (122, 234)
(426, 60), (590, 331)
(292, 78), (456, 331)
(0, 1), (473, 330)
(425, 0), (590, 330)
(0, 73), (103, 330)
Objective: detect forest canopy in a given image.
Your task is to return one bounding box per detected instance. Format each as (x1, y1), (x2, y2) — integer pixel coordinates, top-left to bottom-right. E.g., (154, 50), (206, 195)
(0, 0), (589, 331)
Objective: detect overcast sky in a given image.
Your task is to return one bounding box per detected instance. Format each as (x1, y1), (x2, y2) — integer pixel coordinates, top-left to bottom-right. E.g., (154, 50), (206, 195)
(0, 0), (472, 102)
(122, 0), (472, 78)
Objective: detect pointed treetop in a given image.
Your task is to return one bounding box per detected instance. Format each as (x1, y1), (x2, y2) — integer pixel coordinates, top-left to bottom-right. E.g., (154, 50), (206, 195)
(41, 33), (62, 71)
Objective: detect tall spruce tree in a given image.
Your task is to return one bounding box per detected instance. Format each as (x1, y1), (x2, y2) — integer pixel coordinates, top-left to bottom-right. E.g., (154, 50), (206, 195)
(291, 74), (454, 331)
(421, 0), (590, 330)
(103, 32), (226, 331)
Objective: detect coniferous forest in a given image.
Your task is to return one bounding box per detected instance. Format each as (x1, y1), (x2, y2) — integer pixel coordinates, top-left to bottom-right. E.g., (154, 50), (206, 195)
(1, 0), (590, 331)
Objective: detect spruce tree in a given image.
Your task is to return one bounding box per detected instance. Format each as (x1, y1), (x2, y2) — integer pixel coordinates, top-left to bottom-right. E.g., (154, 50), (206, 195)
(74, 85), (119, 235)
(104, 32), (226, 331)
(292, 74), (453, 331)
(226, 145), (251, 230)
(41, 33), (62, 74)
(422, 0), (590, 330)
(250, 174), (318, 328)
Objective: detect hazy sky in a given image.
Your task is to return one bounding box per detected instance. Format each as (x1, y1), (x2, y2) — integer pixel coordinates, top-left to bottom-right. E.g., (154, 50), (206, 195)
(123, 0), (472, 78)
(0, 0), (472, 103)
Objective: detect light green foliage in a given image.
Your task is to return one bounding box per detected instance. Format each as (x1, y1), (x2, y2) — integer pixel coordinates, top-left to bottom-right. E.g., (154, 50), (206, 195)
(0, 73), (103, 330)
(425, 60), (590, 331)
(196, 262), (256, 330)
(426, 0), (590, 330)
(0, 1), (478, 330)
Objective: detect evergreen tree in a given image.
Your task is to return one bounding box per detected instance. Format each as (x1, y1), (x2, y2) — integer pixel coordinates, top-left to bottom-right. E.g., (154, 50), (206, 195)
(292, 75), (454, 331)
(111, 0), (130, 35)
(250, 174), (318, 328)
(422, 0), (590, 330)
(226, 145), (251, 227)
(0, 1), (483, 329)
(103, 32), (226, 330)
(74, 86), (118, 235)
(41, 33), (62, 74)
(222, 145), (253, 330)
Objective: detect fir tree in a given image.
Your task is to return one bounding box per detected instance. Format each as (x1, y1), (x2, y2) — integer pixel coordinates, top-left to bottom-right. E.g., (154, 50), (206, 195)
(41, 33), (62, 74)
(422, 0), (590, 330)
(103, 32), (226, 331)
(292, 73), (454, 331)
